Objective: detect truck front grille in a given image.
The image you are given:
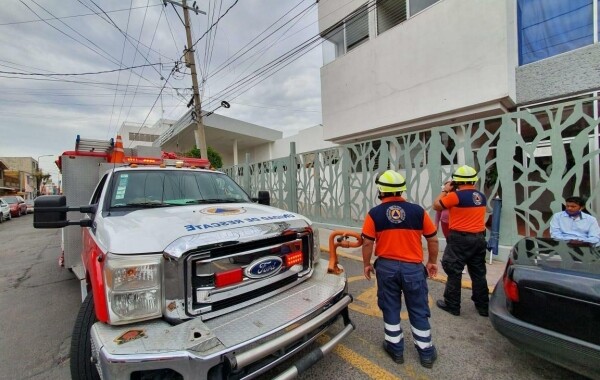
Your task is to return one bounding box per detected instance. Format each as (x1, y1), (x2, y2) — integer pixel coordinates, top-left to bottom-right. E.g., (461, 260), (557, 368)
(184, 230), (313, 319)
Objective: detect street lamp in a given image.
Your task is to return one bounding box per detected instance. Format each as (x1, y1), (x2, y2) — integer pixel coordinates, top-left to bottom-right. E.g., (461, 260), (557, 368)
(36, 155), (54, 196)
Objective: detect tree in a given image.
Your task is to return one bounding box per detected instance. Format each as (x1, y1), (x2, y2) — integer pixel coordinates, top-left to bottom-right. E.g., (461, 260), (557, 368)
(184, 146), (223, 168)
(33, 170), (52, 196)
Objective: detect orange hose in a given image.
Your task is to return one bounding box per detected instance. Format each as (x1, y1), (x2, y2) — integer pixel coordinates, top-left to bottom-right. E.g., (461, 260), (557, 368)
(328, 231), (363, 275)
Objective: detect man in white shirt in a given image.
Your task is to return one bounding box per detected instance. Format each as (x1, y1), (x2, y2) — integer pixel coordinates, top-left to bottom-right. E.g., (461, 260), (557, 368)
(549, 196), (600, 246)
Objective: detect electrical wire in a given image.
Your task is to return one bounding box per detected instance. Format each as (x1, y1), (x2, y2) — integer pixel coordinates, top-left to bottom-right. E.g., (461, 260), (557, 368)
(208, 0), (313, 81)
(209, 3), (317, 103)
(0, 3), (162, 26)
(106, 0), (135, 139)
(0, 63), (164, 76)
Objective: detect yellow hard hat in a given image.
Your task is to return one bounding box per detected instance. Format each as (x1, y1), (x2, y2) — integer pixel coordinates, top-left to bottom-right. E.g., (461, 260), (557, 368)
(452, 165), (478, 183)
(376, 170), (407, 193)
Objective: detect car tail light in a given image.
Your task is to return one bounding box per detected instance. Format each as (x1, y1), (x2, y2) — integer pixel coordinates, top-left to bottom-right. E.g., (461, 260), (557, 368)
(284, 251), (303, 268)
(503, 259), (519, 302)
(215, 268), (243, 287)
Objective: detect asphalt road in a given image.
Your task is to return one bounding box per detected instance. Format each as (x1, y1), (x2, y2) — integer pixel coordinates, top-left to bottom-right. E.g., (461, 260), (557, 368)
(0, 215), (589, 380)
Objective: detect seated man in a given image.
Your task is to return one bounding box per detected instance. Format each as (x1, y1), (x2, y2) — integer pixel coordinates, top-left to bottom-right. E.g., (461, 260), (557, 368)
(550, 196), (600, 246)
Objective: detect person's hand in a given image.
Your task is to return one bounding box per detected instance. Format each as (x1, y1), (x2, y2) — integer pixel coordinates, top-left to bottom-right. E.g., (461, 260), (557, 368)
(364, 264), (374, 280)
(568, 240), (591, 247)
(443, 182), (454, 193)
(426, 263), (438, 278)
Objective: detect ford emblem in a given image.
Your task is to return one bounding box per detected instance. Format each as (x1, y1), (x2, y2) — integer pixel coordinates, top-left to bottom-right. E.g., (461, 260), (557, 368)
(244, 256), (283, 279)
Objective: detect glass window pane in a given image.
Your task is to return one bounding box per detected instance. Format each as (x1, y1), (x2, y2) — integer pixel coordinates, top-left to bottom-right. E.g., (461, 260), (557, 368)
(346, 6), (369, 50)
(377, 0), (407, 35)
(409, 0), (438, 17)
(518, 0), (593, 65)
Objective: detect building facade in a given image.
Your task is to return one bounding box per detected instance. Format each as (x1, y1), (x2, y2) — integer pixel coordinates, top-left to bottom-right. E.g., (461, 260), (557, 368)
(0, 157), (37, 199)
(220, 1), (600, 260)
(118, 119), (176, 150)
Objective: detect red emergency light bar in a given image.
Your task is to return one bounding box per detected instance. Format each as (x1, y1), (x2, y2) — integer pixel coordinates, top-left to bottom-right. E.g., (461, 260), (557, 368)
(56, 151), (211, 170)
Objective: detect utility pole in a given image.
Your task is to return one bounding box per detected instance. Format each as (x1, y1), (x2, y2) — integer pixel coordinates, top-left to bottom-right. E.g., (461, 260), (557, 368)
(165, 0), (208, 159)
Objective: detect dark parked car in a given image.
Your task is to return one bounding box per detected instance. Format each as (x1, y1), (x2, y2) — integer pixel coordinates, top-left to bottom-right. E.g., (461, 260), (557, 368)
(490, 238), (600, 379)
(0, 195), (27, 217)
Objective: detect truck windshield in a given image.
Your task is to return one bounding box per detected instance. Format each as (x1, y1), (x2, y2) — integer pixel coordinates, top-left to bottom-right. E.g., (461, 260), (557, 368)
(109, 170), (251, 209)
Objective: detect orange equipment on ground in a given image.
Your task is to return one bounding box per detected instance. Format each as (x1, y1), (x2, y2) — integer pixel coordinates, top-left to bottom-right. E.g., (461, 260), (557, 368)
(328, 231), (363, 274)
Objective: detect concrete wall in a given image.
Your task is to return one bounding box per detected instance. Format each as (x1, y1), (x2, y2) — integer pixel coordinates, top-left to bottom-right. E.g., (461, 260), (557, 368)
(516, 45), (600, 104)
(319, 0), (517, 142)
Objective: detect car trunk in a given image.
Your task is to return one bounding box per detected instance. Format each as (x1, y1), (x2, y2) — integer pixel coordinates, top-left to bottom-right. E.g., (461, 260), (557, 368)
(510, 239), (600, 345)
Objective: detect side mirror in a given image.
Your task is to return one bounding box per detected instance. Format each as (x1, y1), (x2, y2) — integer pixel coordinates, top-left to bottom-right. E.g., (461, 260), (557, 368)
(34, 195), (95, 229)
(257, 191), (270, 206)
(34, 195), (67, 228)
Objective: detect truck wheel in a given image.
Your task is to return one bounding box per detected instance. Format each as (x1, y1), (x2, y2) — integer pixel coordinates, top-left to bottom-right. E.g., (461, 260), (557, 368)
(70, 293), (101, 380)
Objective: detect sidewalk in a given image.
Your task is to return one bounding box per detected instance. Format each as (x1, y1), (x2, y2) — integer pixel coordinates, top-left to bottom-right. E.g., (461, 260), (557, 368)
(318, 227), (505, 292)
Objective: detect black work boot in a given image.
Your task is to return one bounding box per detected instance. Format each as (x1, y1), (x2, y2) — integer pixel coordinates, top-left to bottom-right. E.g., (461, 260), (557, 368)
(419, 347), (438, 368)
(436, 300), (460, 316)
(382, 342), (404, 364)
(476, 305), (489, 317)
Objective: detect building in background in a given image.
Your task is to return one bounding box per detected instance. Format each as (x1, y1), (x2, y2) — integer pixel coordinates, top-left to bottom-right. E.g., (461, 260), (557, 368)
(118, 119), (176, 149)
(155, 110), (283, 167)
(0, 157), (36, 199)
(0, 160), (13, 196)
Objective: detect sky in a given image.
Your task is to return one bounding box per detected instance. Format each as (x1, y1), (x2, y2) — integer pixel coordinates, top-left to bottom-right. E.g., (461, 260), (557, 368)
(0, 0), (324, 183)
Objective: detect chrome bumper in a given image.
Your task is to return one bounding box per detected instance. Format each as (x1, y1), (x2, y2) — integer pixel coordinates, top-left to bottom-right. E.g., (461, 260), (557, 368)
(91, 259), (352, 379)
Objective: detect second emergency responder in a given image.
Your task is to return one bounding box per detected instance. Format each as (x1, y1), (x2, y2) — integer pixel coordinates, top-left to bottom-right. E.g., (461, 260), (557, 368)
(362, 170), (439, 368)
(432, 165), (489, 317)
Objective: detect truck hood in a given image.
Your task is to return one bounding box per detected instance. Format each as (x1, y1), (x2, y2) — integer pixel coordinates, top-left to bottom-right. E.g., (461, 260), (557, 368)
(96, 203), (310, 254)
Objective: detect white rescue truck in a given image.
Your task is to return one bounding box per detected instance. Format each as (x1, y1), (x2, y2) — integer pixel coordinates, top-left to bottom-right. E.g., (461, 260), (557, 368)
(34, 136), (353, 380)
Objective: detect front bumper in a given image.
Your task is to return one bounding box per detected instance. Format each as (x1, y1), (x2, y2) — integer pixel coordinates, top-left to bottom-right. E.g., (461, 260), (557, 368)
(91, 259), (353, 379)
(489, 282), (600, 379)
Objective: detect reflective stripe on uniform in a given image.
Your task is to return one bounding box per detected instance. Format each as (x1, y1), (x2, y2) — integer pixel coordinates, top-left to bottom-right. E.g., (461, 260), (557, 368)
(410, 325), (430, 338)
(385, 332), (404, 344)
(385, 323), (401, 332)
(413, 339), (433, 349)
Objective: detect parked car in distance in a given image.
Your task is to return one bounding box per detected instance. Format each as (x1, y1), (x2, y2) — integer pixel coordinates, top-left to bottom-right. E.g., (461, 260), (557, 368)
(490, 237), (600, 379)
(0, 199), (10, 222)
(0, 195), (27, 217)
(25, 199), (34, 214)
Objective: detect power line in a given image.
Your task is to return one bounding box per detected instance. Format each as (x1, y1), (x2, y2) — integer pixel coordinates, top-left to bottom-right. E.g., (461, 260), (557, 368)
(203, 0), (377, 111)
(0, 3), (163, 26)
(209, 2), (317, 101)
(19, 0), (166, 95)
(0, 63), (165, 77)
(107, 0), (136, 139)
(208, 0), (313, 80)
(0, 74), (186, 90)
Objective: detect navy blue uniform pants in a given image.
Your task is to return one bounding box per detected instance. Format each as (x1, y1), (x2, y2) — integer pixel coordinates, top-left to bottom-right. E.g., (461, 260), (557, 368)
(375, 258), (435, 359)
(441, 231), (489, 312)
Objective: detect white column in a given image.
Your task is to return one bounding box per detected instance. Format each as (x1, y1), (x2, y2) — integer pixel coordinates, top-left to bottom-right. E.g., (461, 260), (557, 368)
(233, 139), (239, 166)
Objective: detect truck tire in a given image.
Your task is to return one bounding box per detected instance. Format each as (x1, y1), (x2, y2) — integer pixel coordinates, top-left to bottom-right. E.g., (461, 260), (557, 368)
(70, 293), (101, 380)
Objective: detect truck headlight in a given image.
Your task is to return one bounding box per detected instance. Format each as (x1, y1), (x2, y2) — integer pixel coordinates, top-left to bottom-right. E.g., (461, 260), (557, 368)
(104, 254), (163, 324)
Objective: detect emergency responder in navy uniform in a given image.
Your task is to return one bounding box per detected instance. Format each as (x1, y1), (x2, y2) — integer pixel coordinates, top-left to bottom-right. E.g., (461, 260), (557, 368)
(362, 170), (439, 368)
(433, 165), (489, 317)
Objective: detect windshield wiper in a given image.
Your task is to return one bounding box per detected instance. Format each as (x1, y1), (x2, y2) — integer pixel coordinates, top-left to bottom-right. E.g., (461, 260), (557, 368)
(185, 198), (242, 204)
(112, 202), (171, 208)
